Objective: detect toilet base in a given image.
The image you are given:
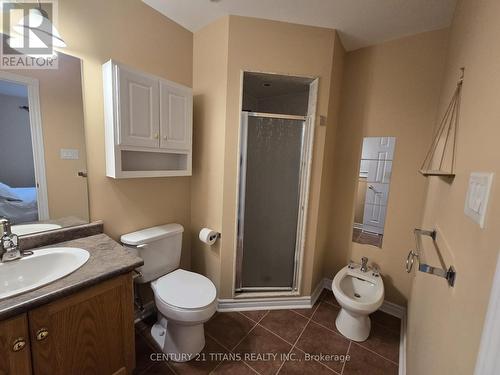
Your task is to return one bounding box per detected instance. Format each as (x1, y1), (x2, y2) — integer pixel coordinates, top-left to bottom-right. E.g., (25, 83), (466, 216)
(151, 318), (206, 362)
(335, 307), (371, 342)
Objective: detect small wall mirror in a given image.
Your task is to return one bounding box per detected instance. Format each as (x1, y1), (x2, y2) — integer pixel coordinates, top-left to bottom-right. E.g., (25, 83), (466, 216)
(0, 51), (89, 236)
(352, 136), (396, 248)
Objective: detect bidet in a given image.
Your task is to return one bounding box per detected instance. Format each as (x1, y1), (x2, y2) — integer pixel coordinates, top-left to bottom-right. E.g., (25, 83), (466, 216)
(331, 260), (384, 341)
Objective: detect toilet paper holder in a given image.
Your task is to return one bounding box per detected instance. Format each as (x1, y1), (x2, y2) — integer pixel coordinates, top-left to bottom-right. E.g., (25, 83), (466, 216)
(199, 228), (221, 245)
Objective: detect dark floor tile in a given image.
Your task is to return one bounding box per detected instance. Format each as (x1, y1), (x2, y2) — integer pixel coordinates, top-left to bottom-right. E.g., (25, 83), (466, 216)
(234, 325), (292, 375)
(357, 323), (400, 363)
(295, 321), (349, 373)
(311, 302), (341, 334)
(205, 312), (255, 350)
(141, 362), (175, 374)
(135, 333), (155, 374)
(292, 299), (320, 319)
(260, 310), (308, 344)
(212, 361), (257, 374)
(240, 309), (269, 322)
(277, 348), (336, 374)
(167, 335), (226, 374)
(343, 343), (398, 375)
(319, 289), (339, 307)
(370, 310), (401, 332)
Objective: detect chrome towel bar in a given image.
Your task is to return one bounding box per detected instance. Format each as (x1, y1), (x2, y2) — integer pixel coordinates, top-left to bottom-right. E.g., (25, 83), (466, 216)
(406, 228), (456, 287)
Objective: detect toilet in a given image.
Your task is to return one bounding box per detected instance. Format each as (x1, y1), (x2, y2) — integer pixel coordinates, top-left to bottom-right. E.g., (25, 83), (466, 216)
(331, 262), (384, 342)
(121, 224), (217, 362)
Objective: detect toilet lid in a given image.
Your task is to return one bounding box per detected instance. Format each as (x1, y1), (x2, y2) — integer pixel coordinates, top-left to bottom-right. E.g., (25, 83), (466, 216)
(154, 269), (217, 309)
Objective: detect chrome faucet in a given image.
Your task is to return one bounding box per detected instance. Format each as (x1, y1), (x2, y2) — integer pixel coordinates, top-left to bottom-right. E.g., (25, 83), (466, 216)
(0, 217), (21, 262)
(360, 257), (369, 272)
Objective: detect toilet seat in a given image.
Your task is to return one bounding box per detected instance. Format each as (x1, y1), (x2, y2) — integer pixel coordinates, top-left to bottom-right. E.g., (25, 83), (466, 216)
(152, 269), (217, 310)
(151, 269), (217, 325)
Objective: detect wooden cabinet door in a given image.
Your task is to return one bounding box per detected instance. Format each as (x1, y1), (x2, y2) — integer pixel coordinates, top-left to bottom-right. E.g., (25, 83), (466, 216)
(117, 65), (160, 148)
(159, 80), (192, 150)
(29, 274), (135, 375)
(0, 314), (32, 375)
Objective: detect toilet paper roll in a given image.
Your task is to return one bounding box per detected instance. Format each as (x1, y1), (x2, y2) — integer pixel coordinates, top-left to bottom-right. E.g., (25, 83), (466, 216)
(199, 228), (220, 245)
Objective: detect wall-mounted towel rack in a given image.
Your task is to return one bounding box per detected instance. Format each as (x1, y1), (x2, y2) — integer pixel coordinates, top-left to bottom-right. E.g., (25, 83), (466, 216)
(406, 228), (456, 287)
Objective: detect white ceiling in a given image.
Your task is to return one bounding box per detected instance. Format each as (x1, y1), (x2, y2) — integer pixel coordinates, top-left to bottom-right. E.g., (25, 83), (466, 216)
(143, 0), (457, 51)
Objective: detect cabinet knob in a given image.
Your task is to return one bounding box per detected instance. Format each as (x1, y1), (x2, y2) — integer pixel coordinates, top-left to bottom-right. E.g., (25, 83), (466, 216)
(36, 328), (49, 341)
(153, 133), (159, 139)
(163, 135), (168, 140)
(12, 337), (27, 352)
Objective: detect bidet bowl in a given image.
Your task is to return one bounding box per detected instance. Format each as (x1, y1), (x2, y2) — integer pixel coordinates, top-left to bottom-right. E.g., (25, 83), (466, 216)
(331, 265), (384, 341)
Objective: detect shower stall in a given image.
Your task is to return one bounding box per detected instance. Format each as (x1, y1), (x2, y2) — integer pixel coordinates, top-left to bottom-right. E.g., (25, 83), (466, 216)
(235, 72), (318, 295)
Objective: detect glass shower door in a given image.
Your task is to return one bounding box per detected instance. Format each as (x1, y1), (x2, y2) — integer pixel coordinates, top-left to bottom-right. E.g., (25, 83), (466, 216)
(236, 112), (306, 291)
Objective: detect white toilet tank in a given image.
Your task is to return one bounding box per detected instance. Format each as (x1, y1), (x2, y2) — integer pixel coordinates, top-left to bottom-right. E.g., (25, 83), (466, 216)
(121, 223), (184, 284)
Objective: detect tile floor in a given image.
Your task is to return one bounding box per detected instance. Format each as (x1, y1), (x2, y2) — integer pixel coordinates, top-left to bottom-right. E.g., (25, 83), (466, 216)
(352, 228), (384, 248)
(134, 289), (400, 375)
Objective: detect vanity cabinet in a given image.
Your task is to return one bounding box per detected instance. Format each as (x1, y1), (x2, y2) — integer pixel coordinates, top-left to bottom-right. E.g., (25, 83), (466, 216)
(0, 314), (32, 375)
(103, 60), (192, 178)
(0, 273), (134, 375)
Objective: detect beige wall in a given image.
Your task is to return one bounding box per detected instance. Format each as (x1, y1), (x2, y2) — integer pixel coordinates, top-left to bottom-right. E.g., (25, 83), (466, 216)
(219, 16), (339, 298)
(311, 32), (346, 292)
(35, 53), (89, 221)
(407, 0), (500, 373)
(191, 17), (230, 288)
(1, 53), (89, 221)
(57, 0), (193, 266)
(324, 29), (449, 305)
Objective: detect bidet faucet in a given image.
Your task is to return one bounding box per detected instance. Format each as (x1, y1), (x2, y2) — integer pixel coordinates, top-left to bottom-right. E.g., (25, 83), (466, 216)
(360, 257), (369, 272)
(0, 217), (21, 262)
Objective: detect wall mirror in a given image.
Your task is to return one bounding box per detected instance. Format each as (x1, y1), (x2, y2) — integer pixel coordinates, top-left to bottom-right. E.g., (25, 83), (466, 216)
(0, 51), (89, 236)
(352, 136), (396, 248)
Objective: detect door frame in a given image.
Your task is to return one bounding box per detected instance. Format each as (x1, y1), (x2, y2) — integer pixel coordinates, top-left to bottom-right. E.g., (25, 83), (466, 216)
(233, 70), (319, 297)
(0, 71), (49, 220)
(474, 251), (500, 374)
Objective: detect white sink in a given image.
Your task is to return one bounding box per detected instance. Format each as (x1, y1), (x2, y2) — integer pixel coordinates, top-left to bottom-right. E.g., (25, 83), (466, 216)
(11, 223), (62, 236)
(0, 247), (90, 300)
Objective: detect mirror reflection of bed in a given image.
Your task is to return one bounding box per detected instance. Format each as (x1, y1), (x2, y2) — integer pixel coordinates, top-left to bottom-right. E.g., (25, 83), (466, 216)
(0, 51), (89, 236)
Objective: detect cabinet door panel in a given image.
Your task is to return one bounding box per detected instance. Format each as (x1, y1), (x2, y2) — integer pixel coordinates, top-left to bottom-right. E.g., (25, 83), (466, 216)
(29, 274), (135, 375)
(160, 82), (192, 150)
(118, 66), (159, 148)
(0, 314), (32, 375)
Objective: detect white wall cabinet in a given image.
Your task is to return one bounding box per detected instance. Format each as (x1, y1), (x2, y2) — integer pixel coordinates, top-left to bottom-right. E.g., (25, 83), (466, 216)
(160, 81), (192, 150)
(103, 60), (192, 178)
(117, 64), (160, 148)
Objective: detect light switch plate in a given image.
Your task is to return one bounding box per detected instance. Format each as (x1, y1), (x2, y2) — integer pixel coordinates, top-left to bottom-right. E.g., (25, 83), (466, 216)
(464, 172), (494, 228)
(60, 148), (79, 160)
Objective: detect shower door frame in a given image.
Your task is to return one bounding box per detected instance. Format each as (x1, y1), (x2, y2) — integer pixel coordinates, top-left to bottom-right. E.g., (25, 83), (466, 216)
(234, 72), (319, 297)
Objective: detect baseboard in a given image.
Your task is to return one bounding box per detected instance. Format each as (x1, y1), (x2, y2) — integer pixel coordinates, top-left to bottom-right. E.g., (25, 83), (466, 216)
(399, 309), (407, 375)
(380, 300), (406, 319)
(323, 277), (407, 375)
(218, 278), (325, 312)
